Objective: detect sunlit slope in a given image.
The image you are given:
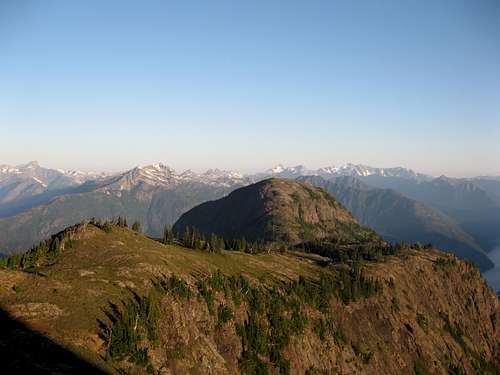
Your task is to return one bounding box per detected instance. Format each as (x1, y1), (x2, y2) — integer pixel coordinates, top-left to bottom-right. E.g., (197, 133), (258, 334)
(0, 223), (498, 374)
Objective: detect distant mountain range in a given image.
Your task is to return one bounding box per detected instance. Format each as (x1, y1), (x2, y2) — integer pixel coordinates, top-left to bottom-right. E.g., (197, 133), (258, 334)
(0, 161), (498, 271)
(0, 161), (105, 205)
(0, 163), (249, 253)
(249, 163), (431, 181)
(360, 175), (500, 253)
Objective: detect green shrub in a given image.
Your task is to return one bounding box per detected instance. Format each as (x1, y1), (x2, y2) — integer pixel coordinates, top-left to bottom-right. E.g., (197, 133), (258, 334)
(130, 348), (149, 366)
(352, 343), (373, 364)
(103, 292), (159, 361)
(239, 349), (268, 375)
(441, 314), (466, 349)
(197, 279), (215, 315)
(391, 296), (400, 312)
(154, 274), (192, 300)
(334, 327), (347, 347)
(416, 313), (428, 333)
(103, 222), (113, 233)
(414, 358), (427, 375)
(218, 304), (234, 325)
(434, 257), (456, 270)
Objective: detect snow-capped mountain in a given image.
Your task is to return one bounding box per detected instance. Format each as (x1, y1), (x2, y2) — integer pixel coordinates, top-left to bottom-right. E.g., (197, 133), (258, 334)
(250, 164), (316, 180)
(0, 161), (107, 186)
(0, 161), (434, 196)
(97, 164), (249, 193)
(1, 160), (499, 270)
(251, 163), (430, 181)
(97, 164), (178, 191)
(56, 169), (109, 184)
(0, 161), (55, 183)
(0, 161), (110, 205)
(317, 163), (430, 180)
(198, 169), (246, 186)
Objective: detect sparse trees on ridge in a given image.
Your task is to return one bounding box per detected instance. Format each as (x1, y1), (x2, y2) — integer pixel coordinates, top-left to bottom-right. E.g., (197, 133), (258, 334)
(132, 220), (141, 233)
(162, 225), (174, 245)
(116, 216), (128, 228)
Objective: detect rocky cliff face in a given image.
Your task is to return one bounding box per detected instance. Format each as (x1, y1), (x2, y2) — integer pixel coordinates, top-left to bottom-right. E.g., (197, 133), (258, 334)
(0, 224), (498, 374)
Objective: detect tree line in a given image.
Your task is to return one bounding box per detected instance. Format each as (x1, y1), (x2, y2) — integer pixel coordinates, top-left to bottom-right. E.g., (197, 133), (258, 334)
(161, 225), (268, 254)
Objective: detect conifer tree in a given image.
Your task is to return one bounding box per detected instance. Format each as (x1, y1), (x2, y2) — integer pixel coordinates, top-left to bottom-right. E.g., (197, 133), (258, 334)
(182, 226), (191, 248)
(209, 233), (218, 253)
(162, 225), (174, 245)
(132, 220), (141, 232)
(192, 228), (198, 249)
(192, 228), (203, 250)
(51, 237), (61, 253)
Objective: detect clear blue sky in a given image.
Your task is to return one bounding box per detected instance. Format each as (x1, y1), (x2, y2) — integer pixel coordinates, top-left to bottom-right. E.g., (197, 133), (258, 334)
(1, 0), (499, 176)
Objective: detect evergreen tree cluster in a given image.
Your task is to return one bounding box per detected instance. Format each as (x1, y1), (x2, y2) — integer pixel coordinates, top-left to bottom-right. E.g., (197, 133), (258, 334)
(299, 239), (403, 263)
(90, 217), (129, 232)
(153, 274), (193, 300)
(190, 265), (381, 375)
(0, 228), (75, 269)
(173, 225), (268, 254)
(99, 264), (383, 374)
(336, 262), (383, 304)
(100, 273), (198, 370)
(116, 216), (128, 228)
(177, 226), (225, 253)
(99, 291), (158, 372)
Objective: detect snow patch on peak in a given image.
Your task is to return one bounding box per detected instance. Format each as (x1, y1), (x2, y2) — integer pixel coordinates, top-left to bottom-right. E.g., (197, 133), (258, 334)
(264, 164), (314, 177)
(270, 164), (285, 174)
(255, 163), (430, 181)
(202, 169), (243, 179)
(100, 163), (247, 192)
(32, 176), (47, 188)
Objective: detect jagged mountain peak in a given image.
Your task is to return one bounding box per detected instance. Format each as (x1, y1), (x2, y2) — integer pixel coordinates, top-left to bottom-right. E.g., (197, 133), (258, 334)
(262, 164), (315, 178)
(98, 163), (248, 192)
(202, 168), (243, 179)
(254, 163), (430, 181)
(19, 160), (40, 169)
(318, 163), (426, 179)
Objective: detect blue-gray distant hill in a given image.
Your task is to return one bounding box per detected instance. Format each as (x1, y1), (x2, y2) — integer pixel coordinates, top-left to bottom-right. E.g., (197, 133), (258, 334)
(298, 175), (493, 271)
(360, 175), (500, 253)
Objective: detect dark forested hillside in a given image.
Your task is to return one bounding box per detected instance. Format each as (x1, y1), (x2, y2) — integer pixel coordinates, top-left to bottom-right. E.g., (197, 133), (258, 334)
(174, 178), (378, 246)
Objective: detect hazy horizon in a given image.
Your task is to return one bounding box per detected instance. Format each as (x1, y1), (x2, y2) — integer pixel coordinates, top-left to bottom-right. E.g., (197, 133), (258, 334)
(1, 1), (499, 177)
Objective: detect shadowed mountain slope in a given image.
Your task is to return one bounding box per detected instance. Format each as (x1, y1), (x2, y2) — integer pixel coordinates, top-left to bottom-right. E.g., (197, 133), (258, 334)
(173, 178), (378, 245)
(0, 307), (106, 374)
